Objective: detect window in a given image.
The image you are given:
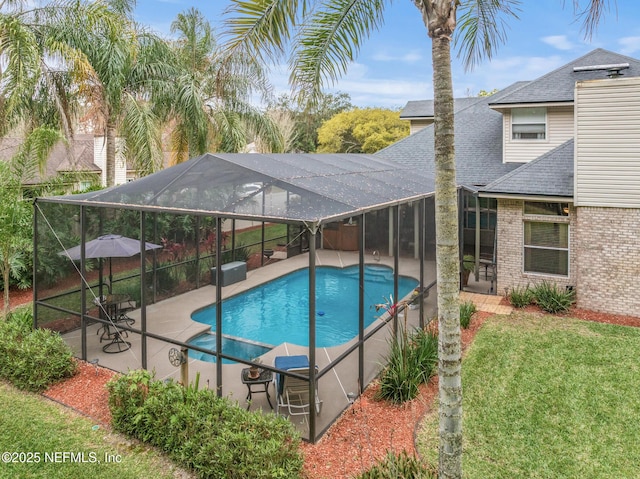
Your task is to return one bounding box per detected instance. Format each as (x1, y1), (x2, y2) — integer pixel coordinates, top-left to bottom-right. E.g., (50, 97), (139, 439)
(523, 202), (569, 276)
(463, 196), (497, 230)
(512, 107), (546, 140)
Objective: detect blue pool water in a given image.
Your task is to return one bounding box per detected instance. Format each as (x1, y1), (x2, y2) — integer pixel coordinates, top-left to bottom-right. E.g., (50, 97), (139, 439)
(190, 265), (418, 350)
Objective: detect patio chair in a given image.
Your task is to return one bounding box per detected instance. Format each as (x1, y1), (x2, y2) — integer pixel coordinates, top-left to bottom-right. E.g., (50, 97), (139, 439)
(275, 355), (322, 417)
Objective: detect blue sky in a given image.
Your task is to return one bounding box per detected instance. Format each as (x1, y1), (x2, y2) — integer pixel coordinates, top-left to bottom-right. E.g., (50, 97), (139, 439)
(135, 1), (640, 108)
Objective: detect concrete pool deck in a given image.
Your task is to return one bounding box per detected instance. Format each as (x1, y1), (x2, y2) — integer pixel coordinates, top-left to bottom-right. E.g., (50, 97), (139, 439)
(63, 249), (438, 439)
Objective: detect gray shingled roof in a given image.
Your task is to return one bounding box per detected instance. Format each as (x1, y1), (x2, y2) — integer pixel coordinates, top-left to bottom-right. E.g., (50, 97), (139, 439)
(0, 135), (99, 185)
(481, 140), (574, 197)
(378, 85), (527, 187)
(399, 97), (480, 118)
(490, 48), (640, 105)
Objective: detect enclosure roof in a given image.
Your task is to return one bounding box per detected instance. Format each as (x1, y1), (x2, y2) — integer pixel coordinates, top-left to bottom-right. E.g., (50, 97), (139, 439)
(40, 152), (435, 224)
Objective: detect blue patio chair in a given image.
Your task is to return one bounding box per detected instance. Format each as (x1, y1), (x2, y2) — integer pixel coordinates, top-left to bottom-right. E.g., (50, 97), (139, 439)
(274, 355), (322, 416)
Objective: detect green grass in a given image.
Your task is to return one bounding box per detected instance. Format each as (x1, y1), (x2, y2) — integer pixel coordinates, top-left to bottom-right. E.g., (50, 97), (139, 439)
(417, 313), (640, 478)
(0, 382), (188, 479)
(234, 223), (288, 253)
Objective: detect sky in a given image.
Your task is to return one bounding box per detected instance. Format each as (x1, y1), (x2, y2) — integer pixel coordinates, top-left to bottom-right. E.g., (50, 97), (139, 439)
(135, 1), (640, 109)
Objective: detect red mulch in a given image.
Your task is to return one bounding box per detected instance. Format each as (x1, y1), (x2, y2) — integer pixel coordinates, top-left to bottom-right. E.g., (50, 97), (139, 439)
(17, 286), (640, 478)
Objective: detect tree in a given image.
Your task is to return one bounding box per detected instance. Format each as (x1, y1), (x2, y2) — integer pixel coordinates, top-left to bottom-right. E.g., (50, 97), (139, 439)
(0, 128), (63, 317)
(317, 108), (409, 153)
(268, 91), (354, 152)
(161, 8), (283, 162)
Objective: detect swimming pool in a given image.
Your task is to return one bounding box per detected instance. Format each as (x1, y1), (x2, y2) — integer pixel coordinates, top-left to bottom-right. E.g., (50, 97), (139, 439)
(189, 265), (418, 353)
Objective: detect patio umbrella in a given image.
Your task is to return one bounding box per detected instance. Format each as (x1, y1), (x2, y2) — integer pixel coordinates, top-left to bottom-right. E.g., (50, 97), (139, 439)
(59, 234), (162, 290)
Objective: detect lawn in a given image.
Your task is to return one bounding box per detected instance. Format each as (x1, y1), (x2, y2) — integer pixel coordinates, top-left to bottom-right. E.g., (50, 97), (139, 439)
(0, 383), (188, 479)
(417, 312), (640, 478)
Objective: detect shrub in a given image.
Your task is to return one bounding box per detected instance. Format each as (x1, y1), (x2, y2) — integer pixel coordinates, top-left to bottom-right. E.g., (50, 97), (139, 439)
(508, 284), (535, 308)
(531, 281), (575, 313)
(357, 450), (436, 479)
(107, 371), (304, 479)
(0, 307), (77, 392)
(460, 300), (477, 329)
(376, 327), (438, 404)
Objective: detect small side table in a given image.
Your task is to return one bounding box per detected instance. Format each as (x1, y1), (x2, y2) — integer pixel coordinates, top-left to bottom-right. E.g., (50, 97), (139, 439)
(241, 368), (273, 410)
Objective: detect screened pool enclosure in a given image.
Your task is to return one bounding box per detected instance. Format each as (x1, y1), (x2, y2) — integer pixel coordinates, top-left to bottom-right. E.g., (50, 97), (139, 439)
(34, 152), (440, 442)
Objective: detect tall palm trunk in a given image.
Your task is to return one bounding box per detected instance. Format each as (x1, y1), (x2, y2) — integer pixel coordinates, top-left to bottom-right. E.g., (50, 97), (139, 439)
(432, 30), (463, 479)
(106, 122), (117, 187)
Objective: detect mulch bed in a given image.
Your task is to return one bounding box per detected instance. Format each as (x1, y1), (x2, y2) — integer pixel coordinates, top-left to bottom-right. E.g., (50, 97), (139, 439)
(8, 285), (639, 479)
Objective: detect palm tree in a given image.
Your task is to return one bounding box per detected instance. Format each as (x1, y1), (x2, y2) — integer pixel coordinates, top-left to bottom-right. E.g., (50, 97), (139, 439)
(160, 8), (283, 162)
(222, 1), (610, 477)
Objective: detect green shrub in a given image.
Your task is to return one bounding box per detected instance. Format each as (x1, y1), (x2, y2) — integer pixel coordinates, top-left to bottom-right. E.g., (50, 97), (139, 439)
(0, 308), (76, 392)
(376, 327), (438, 404)
(357, 450), (435, 479)
(508, 284), (535, 308)
(107, 370), (303, 479)
(531, 281), (575, 313)
(460, 300), (477, 329)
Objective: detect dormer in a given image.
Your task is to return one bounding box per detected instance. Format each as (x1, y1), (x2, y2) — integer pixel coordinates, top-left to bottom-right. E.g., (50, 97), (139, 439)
(400, 100), (433, 134)
(490, 102), (574, 163)
(488, 49), (640, 164)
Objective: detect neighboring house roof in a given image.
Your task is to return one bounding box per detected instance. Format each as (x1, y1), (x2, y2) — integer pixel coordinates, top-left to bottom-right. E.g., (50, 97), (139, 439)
(0, 134), (99, 185)
(489, 48), (640, 105)
(399, 97), (481, 119)
(378, 87), (525, 187)
(481, 140), (574, 198)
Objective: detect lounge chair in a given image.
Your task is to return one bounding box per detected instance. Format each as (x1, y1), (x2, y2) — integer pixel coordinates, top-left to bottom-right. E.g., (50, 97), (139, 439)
(275, 355), (322, 416)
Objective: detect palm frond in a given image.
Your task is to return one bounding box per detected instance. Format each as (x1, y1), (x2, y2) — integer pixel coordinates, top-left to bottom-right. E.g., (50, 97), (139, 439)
(120, 96), (163, 177)
(455, 0), (521, 72)
(572, 0), (614, 39)
(222, 0), (303, 65)
(9, 127), (65, 184)
(291, 0), (388, 105)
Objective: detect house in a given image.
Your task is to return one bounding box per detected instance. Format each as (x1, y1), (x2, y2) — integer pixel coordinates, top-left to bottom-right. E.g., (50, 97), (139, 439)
(0, 134), (135, 190)
(379, 48), (640, 316)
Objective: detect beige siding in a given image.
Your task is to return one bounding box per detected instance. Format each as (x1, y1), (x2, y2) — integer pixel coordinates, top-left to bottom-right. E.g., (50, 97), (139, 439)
(93, 136), (128, 186)
(503, 106), (574, 163)
(575, 77), (640, 208)
(409, 119), (433, 135)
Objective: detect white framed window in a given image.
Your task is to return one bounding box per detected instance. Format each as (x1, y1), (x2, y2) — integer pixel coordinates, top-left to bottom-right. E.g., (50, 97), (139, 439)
(512, 107), (546, 140)
(523, 202), (569, 276)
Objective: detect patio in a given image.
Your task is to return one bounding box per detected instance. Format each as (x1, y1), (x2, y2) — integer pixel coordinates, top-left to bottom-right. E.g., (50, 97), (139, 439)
(61, 249), (437, 437)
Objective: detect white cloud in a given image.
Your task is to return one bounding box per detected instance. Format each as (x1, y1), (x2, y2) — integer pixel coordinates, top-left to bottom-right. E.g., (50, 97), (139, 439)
(372, 49), (423, 64)
(618, 36), (640, 55)
(541, 35), (575, 51)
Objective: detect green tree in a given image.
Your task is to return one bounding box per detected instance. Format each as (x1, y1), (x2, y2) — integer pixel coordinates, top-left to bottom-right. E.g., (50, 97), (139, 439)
(268, 91), (354, 152)
(161, 8), (282, 162)
(0, 128), (63, 316)
(317, 107), (409, 153)
(223, 2), (610, 477)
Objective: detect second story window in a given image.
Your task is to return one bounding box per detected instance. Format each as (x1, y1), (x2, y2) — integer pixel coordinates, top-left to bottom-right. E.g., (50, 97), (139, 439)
(512, 107), (546, 140)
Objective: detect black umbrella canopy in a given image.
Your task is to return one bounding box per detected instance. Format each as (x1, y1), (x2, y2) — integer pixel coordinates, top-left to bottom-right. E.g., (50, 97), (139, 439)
(59, 234), (162, 292)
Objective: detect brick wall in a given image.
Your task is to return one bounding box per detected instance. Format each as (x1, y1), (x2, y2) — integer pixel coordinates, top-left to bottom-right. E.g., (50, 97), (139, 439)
(496, 199), (577, 297)
(574, 207), (640, 315)
(496, 200), (640, 315)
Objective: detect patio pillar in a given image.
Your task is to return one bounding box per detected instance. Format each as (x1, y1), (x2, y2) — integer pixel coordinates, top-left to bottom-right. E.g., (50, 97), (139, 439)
(80, 205), (87, 360)
(308, 224), (318, 442)
(393, 205), (399, 336)
(475, 192), (481, 281)
(358, 214), (365, 394)
(215, 216), (223, 396)
(419, 199), (425, 329)
(141, 212), (148, 369)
